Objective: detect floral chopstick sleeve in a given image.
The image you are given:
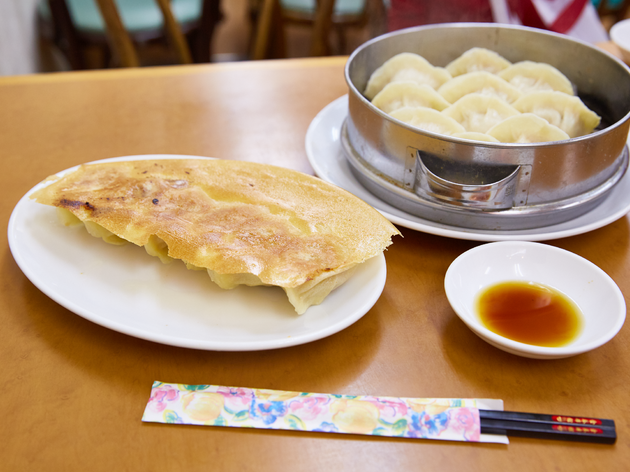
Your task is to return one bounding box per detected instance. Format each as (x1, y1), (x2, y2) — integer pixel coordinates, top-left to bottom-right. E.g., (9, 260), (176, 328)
(143, 382), (505, 443)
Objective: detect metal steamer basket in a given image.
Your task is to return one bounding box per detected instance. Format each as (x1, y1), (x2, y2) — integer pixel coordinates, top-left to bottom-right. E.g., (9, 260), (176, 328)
(343, 24), (630, 230)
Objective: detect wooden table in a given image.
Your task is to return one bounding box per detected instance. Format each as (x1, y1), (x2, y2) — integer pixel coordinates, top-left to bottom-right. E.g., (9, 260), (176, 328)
(2, 57), (629, 471)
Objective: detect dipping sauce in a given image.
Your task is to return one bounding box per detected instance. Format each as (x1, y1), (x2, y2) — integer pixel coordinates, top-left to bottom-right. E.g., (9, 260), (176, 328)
(475, 281), (583, 347)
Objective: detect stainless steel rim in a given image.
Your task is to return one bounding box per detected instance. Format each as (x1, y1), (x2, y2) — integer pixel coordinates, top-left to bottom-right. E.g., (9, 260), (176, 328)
(341, 120), (629, 230)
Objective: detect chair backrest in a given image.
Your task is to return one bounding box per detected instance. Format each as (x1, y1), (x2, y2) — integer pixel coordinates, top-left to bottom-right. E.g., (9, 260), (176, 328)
(309, 0), (335, 57)
(251, 0), (368, 59)
(94, 0), (192, 67)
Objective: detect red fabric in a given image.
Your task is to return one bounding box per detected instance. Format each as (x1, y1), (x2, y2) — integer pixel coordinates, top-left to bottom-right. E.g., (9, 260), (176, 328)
(550, 0), (589, 33)
(507, 0), (546, 29)
(507, 0), (590, 34)
(387, 1), (591, 34)
(387, 0), (494, 32)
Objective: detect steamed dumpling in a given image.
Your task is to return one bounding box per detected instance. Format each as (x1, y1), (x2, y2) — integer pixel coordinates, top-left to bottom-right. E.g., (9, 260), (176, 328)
(364, 52), (452, 100)
(487, 113), (570, 143)
(389, 107), (466, 135)
(498, 61), (574, 95)
(446, 47), (512, 77)
(453, 132), (500, 142)
(441, 93), (520, 133)
(512, 91), (600, 138)
(438, 71), (522, 104)
(371, 81), (452, 113)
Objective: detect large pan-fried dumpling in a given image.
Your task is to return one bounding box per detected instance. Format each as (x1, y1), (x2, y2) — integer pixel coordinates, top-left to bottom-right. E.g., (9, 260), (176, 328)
(371, 82), (451, 113)
(390, 107), (466, 135)
(441, 93), (521, 133)
(438, 71), (522, 104)
(364, 52), (452, 100)
(446, 47), (512, 77)
(512, 91), (600, 138)
(498, 61), (574, 95)
(487, 113), (570, 143)
(31, 159), (401, 314)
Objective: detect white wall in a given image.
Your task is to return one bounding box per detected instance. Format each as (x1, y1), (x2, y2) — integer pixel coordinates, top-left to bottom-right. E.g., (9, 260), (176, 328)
(0, 0), (40, 75)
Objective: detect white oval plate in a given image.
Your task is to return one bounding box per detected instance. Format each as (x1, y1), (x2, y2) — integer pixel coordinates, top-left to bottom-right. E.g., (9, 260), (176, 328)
(306, 95), (630, 241)
(8, 155), (387, 351)
(444, 241), (626, 359)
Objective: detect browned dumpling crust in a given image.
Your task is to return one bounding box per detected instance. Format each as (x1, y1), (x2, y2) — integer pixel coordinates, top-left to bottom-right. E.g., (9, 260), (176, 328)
(31, 159), (400, 312)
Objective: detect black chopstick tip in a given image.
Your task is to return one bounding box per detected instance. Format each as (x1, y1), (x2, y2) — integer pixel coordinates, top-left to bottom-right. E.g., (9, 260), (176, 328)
(479, 410), (617, 444)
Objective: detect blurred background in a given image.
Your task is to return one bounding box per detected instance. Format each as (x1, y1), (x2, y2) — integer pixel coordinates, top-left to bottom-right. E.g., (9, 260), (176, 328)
(1, 0), (629, 76)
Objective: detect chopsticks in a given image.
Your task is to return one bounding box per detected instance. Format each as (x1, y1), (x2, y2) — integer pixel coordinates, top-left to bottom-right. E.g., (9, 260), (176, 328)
(480, 410), (616, 444)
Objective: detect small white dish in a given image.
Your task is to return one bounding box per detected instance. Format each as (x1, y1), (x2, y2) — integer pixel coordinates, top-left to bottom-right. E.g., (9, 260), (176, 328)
(610, 19), (630, 64)
(444, 241), (626, 359)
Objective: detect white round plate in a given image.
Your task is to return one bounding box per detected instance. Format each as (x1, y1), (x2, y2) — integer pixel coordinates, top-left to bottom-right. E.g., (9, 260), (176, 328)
(8, 155), (387, 351)
(306, 95), (630, 241)
(444, 241), (626, 359)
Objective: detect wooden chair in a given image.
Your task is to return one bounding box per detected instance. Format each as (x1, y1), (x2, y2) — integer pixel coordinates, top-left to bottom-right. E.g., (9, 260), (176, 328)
(40, 0), (222, 69)
(250, 0), (380, 60)
(96, 0), (192, 66)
